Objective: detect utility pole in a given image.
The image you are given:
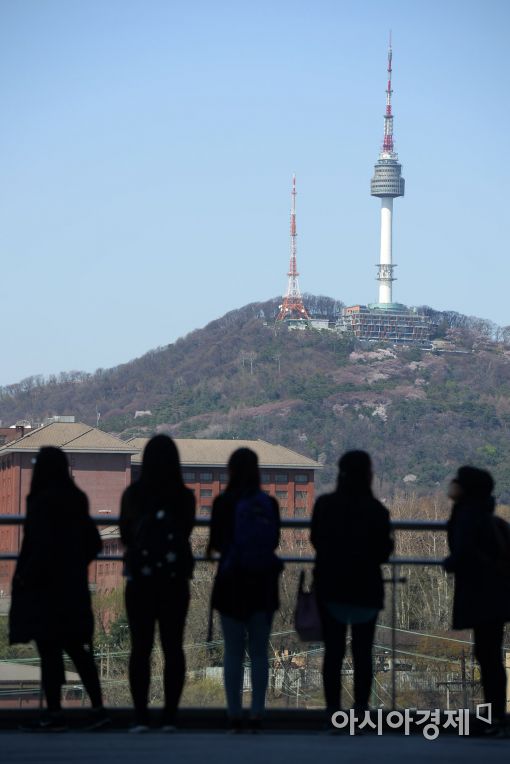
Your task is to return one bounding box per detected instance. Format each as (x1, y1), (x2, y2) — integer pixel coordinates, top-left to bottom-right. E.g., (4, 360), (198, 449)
(461, 650), (468, 709)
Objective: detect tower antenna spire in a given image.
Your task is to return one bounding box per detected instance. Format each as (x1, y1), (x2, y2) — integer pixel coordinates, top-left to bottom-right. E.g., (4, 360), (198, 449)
(276, 175), (310, 322)
(382, 32), (394, 156)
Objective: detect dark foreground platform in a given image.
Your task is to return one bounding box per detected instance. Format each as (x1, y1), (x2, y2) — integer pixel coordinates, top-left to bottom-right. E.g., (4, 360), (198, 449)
(2, 730), (510, 764)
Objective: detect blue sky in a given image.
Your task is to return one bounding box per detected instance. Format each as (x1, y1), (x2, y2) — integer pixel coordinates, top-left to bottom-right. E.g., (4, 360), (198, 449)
(0, 0), (509, 385)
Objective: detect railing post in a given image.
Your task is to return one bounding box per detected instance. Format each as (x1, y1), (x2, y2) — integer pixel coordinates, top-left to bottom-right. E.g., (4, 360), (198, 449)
(391, 562), (398, 710)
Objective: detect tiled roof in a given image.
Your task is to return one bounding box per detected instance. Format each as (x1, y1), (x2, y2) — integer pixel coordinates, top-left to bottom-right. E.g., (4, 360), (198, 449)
(0, 422), (136, 454)
(128, 437), (321, 469)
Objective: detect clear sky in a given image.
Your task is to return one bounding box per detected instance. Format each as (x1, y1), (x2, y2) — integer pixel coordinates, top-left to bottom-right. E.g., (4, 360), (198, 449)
(1, 0), (509, 385)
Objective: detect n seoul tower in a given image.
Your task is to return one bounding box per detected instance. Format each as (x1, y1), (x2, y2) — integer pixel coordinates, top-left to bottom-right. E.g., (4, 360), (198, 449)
(370, 36), (405, 304)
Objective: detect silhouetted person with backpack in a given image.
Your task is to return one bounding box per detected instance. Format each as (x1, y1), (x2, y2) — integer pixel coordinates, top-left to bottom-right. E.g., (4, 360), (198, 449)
(444, 466), (510, 736)
(9, 447), (107, 731)
(311, 451), (393, 720)
(120, 435), (195, 732)
(208, 448), (282, 732)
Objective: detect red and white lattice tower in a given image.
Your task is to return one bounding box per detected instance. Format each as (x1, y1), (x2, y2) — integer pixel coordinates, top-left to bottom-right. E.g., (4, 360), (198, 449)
(276, 175), (310, 322)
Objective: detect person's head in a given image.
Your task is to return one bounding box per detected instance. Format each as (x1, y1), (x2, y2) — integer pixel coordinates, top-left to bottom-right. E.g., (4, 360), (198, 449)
(448, 466), (494, 504)
(30, 447), (73, 496)
(337, 450), (373, 494)
(226, 448), (260, 495)
(140, 434), (184, 495)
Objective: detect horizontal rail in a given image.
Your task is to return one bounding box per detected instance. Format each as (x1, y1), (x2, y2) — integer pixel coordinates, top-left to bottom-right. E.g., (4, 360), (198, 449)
(0, 514), (448, 531)
(0, 514), (448, 564)
(0, 553), (446, 565)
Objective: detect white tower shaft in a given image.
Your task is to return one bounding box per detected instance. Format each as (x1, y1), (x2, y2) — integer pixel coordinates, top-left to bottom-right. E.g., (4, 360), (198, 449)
(379, 198), (393, 303)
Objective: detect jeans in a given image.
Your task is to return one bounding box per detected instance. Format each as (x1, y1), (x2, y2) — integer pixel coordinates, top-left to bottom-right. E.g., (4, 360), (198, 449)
(220, 611), (273, 718)
(125, 576), (190, 725)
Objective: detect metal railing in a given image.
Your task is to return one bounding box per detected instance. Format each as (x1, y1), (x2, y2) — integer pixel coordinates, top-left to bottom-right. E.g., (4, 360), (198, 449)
(0, 514), (449, 710)
(0, 515), (448, 565)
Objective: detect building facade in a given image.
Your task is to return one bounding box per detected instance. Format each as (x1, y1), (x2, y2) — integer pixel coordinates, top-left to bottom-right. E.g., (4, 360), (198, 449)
(95, 437), (321, 593)
(0, 422), (135, 595)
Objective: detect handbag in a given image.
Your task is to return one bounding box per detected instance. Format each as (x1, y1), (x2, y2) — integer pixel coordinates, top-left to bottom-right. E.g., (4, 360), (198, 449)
(294, 570), (323, 642)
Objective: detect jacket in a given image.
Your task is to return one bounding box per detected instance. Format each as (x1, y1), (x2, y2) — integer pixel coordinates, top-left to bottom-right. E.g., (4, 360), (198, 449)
(444, 497), (510, 629)
(209, 490), (281, 619)
(9, 486), (101, 645)
(119, 481), (196, 580)
(311, 489), (393, 610)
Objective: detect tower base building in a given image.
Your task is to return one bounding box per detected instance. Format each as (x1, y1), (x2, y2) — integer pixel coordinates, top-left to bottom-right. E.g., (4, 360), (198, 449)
(341, 303), (435, 345)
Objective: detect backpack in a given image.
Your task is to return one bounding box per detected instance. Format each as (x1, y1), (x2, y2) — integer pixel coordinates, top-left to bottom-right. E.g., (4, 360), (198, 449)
(492, 515), (510, 579)
(128, 507), (183, 579)
(221, 491), (279, 574)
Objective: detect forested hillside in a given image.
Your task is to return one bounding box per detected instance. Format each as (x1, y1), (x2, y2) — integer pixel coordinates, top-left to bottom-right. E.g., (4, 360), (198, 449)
(2, 295), (510, 499)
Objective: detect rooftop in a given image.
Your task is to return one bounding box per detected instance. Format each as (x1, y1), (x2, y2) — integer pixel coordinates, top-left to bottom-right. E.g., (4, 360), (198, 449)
(128, 438), (321, 469)
(0, 422), (137, 455)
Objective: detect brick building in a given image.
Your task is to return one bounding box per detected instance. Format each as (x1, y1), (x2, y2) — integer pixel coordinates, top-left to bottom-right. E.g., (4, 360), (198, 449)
(129, 437), (320, 518)
(0, 422), (136, 594)
(0, 426), (320, 594)
(100, 438), (321, 592)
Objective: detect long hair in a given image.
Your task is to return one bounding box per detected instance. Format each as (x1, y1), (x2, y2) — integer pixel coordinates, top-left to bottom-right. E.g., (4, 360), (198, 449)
(139, 434), (185, 499)
(336, 450), (373, 496)
(29, 447), (74, 497)
(226, 448), (261, 497)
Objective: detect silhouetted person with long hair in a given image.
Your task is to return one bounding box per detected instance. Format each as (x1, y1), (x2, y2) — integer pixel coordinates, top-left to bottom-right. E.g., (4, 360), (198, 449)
(120, 435), (195, 732)
(311, 451), (393, 718)
(208, 448), (282, 732)
(444, 466), (510, 735)
(9, 447), (106, 731)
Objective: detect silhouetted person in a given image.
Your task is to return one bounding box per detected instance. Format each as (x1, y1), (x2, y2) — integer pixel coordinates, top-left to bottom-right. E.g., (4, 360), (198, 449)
(9, 447), (106, 731)
(311, 450), (393, 717)
(120, 435), (195, 732)
(444, 466), (510, 733)
(208, 448), (282, 732)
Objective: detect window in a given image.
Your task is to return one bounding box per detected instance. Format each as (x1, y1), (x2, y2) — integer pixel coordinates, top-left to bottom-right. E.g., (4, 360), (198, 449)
(261, 473), (271, 484)
(294, 506), (307, 518)
(294, 474), (309, 484)
(274, 473), (288, 484)
(220, 473), (228, 483)
(200, 506), (211, 517)
(275, 490), (288, 500)
(295, 491), (308, 501)
(199, 472), (213, 483)
(183, 471), (195, 482)
(200, 488), (213, 497)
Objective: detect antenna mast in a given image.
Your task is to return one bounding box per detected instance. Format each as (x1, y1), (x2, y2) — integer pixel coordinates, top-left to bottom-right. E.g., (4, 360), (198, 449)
(276, 175), (310, 322)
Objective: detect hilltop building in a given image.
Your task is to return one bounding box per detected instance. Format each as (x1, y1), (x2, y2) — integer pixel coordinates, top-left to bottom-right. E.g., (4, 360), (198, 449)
(342, 304), (433, 345)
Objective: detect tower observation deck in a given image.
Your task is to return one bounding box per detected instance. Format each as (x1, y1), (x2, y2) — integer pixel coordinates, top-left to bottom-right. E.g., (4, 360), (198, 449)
(370, 38), (405, 305)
